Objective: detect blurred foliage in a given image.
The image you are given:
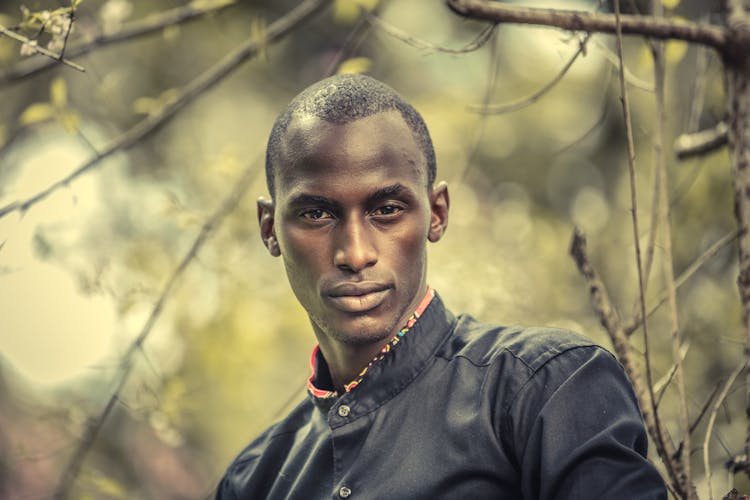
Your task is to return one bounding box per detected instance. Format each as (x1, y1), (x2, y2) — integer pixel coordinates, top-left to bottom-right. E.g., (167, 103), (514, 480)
(0, 0), (745, 498)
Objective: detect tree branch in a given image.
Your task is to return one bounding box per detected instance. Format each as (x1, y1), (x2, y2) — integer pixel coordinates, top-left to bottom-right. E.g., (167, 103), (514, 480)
(652, 19), (693, 495)
(624, 229), (739, 335)
(0, 23), (84, 73)
(724, 0), (750, 480)
(704, 361), (746, 500)
(468, 33), (589, 115)
(569, 228), (679, 494)
(609, 0), (686, 493)
(0, 0), (331, 222)
(364, 10), (496, 54)
(52, 159), (260, 499)
(0, 0), (235, 85)
(445, 0), (728, 53)
(674, 121), (729, 160)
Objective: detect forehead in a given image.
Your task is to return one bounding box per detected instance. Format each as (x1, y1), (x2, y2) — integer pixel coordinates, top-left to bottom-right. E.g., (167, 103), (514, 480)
(275, 111), (427, 197)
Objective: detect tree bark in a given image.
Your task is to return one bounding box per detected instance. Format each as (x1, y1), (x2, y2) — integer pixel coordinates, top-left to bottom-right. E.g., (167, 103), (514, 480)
(725, 0), (750, 481)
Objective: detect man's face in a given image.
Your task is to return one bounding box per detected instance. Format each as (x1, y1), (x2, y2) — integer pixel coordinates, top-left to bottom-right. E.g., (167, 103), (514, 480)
(259, 111), (449, 346)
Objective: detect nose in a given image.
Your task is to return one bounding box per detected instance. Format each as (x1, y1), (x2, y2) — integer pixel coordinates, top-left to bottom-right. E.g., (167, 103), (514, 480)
(333, 216), (377, 273)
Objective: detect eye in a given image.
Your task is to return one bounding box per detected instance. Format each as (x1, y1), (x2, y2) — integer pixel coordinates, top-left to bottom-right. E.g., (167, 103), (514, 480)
(301, 208), (333, 220)
(372, 205), (404, 217)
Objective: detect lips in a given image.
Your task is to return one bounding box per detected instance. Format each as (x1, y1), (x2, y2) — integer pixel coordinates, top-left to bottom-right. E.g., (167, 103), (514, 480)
(326, 282), (391, 313)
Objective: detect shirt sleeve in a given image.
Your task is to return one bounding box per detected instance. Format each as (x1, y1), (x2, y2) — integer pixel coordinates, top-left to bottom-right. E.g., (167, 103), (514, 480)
(507, 344), (667, 500)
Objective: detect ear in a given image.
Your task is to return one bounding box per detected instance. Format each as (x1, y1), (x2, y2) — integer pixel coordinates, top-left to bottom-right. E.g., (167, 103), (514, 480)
(257, 197), (281, 257)
(428, 181), (449, 243)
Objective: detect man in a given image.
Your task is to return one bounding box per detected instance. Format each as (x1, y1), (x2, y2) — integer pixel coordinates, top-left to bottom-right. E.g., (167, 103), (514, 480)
(216, 74), (667, 499)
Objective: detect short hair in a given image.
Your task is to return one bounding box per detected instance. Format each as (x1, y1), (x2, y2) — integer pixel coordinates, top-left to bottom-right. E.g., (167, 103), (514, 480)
(265, 74), (436, 197)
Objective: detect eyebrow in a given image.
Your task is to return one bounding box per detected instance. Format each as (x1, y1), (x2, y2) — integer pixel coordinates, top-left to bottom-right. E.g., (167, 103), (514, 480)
(287, 193), (337, 208)
(366, 183), (408, 204)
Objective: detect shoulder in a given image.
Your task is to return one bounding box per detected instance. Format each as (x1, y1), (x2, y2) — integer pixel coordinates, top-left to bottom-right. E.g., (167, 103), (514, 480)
(438, 313), (605, 372)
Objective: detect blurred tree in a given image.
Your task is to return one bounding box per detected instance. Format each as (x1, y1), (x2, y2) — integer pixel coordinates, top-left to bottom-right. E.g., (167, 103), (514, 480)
(0, 0), (748, 498)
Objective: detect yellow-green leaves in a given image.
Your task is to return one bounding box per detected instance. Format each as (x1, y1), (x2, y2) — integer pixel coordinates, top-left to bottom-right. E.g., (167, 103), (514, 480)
(333, 0), (379, 24)
(337, 57), (372, 75)
(19, 77), (79, 131)
(133, 88), (179, 116)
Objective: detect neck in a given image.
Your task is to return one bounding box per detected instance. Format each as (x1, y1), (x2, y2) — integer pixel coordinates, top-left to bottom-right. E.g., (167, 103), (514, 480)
(313, 283), (430, 393)
(317, 337), (392, 393)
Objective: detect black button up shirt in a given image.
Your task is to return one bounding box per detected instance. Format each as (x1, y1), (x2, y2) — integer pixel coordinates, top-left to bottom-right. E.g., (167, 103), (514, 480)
(217, 293), (667, 499)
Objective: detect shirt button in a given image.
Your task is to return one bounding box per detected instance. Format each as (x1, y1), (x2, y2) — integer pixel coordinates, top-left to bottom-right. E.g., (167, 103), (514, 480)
(339, 486), (352, 498)
(338, 405), (350, 417)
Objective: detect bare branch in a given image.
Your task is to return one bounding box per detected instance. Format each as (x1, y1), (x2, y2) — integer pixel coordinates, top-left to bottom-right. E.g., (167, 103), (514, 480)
(0, 0), (236, 84)
(569, 228), (679, 493)
(724, 0), (750, 478)
(52, 159), (261, 498)
(592, 39), (654, 92)
(652, 20), (693, 494)
(0, 0), (332, 222)
(445, 0), (728, 53)
(704, 361), (746, 500)
(609, 0), (680, 491)
(674, 121), (729, 160)
(365, 11), (496, 54)
(624, 230), (738, 335)
(468, 33), (589, 115)
(0, 23), (84, 72)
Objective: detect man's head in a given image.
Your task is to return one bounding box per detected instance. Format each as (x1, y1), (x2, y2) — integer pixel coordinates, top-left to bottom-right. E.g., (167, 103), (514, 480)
(258, 74), (449, 349)
(265, 74), (436, 198)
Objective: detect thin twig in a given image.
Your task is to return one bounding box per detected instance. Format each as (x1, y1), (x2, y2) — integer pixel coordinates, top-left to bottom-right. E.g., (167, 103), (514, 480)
(52, 160), (260, 498)
(624, 230), (738, 335)
(0, 0), (331, 222)
(569, 228), (676, 492)
(674, 121), (729, 159)
(553, 81), (610, 154)
(48, 0), (333, 496)
(654, 342), (689, 406)
(592, 39), (654, 92)
(704, 361), (746, 500)
(455, 26), (499, 183)
(0, 23), (84, 72)
(689, 380), (722, 435)
(365, 11), (496, 54)
(445, 0), (728, 53)
(0, 0), (236, 84)
(468, 33), (589, 115)
(611, 0), (683, 493)
(652, 11), (693, 493)
(687, 40), (711, 134)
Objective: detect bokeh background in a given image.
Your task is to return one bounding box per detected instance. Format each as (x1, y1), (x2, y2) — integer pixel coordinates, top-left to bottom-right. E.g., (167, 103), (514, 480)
(0, 0), (744, 498)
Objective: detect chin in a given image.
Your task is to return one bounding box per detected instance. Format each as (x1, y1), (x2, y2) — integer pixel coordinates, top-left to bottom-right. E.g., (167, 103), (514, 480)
(315, 312), (396, 346)
(331, 318), (394, 346)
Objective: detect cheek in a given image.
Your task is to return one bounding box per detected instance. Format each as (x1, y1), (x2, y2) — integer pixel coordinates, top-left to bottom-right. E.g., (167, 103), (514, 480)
(278, 229), (327, 284)
(388, 220), (429, 268)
